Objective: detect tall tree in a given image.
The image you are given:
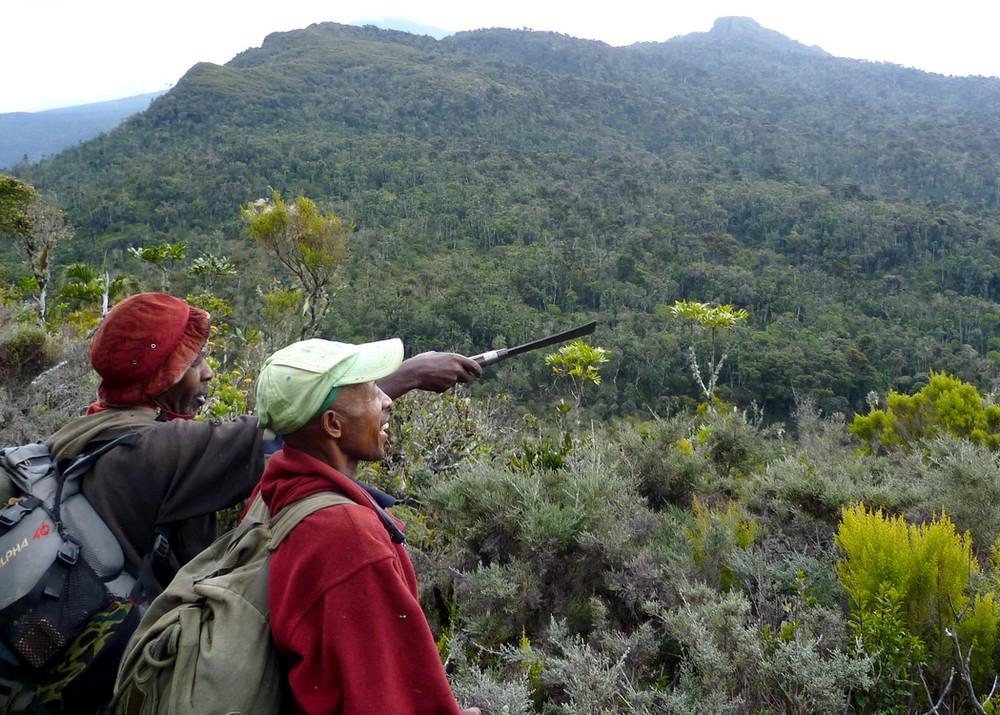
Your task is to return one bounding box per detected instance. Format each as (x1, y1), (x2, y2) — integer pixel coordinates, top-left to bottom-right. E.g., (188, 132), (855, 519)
(128, 241), (186, 292)
(23, 199), (73, 323)
(0, 174), (36, 237)
(242, 191), (347, 339)
(1, 176), (70, 323)
(667, 300), (749, 408)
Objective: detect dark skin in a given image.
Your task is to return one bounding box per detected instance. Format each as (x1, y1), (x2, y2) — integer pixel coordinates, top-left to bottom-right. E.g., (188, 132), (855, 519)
(281, 382), (482, 715)
(154, 351), (213, 416)
(376, 351), (483, 399)
(283, 382), (391, 477)
(155, 347), (483, 418)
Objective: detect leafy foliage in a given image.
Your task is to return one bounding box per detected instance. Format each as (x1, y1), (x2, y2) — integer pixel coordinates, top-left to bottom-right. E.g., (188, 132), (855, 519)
(6, 318), (1000, 710)
(685, 497), (757, 590)
(545, 340), (610, 407)
(128, 241), (186, 292)
(851, 372), (1000, 452)
(242, 191), (347, 339)
(666, 300), (748, 406)
(836, 503), (1000, 706)
(4, 17), (1000, 714)
(0, 322), (56, 386)
(0, 174), (36, 237)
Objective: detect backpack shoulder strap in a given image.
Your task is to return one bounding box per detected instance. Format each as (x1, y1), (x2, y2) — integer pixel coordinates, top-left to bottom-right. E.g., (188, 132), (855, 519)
(242, 492), (269, 523)
(60, 432), (139, 483)
(268, 492), (354, 549)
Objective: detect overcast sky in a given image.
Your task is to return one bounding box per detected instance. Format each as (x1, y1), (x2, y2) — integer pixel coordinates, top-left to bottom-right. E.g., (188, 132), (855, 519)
(5, 0), (1000, 114)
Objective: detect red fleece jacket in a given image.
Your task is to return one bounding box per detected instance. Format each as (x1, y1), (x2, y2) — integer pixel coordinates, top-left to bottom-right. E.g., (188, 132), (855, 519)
(260, 447), (464, 715)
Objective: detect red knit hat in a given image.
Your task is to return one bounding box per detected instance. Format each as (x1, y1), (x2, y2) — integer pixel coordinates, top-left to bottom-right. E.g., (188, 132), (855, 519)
(90, 293), (210, 406)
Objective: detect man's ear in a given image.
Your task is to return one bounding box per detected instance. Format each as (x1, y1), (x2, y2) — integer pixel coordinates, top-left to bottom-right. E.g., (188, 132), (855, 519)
(320, 409), (344, 439)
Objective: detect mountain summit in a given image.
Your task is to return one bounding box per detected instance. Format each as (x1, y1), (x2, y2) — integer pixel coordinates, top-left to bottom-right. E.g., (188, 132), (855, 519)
(711, 16), (830, 55)
(672, 15), (830, 57)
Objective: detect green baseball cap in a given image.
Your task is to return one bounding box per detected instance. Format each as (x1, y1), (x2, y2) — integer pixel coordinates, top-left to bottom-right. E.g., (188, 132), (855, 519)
(256, 338), (404, 435)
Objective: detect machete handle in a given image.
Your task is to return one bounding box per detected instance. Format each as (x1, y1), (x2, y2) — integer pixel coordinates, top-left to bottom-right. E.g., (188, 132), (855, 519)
(469, 349), (509, 366)
(468, 320), (598, 367)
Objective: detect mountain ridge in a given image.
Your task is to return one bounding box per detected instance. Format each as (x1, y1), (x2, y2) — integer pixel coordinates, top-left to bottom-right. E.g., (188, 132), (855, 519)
(8, 18), (1000, 416)
(0, 90), (165, 168)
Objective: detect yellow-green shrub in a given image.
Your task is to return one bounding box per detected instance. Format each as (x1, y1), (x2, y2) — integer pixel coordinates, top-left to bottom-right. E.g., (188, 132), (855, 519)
(836, 503), (1000, 699)
(686, 497), (757, 589)
(851, 372), (1000, 452)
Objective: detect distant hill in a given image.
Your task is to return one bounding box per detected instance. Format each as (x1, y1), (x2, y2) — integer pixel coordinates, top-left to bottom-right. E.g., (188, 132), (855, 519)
(11, 18), (1000, 416)
(0, 91), (165, 168)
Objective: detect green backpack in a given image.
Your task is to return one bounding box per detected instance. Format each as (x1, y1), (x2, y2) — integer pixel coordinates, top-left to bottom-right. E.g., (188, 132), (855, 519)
(112, 491), (352, 715)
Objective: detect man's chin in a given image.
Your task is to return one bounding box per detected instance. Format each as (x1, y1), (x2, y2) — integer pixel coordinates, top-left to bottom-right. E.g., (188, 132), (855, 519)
(175, 401), (205, 418)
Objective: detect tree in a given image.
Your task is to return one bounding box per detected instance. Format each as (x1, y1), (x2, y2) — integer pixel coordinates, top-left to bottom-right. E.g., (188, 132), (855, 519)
(545, 340), (610, 408)
(0, 177), (72, 323)
(128, 241), (186, 292)
(850, 372), (1000, 453)
(24, 199), (73, 323)
(188, 253), (237, 291)
(56, 263), (136, 326)
(242, 191), (347, 339)
(665, 300), (748, 408)
(0, 174), (36, 237)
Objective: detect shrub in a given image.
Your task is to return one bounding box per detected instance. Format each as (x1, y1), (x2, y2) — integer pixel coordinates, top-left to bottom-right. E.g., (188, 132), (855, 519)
(910, 436), (1000, 556)
(653, 582), (869, 714)
(754, 448), (917, 542)
(835, 503), (1000, 704)
(449, 661), (535, 715)
(527, 619), (665, 714)
(361, 389), (507, 495)
(422, 440), (661, 644)
(0, 322), (57, 386)
(685, 497), (757, 590)
(0, 335), (93, 444)
(623, 415), (705, 508)
(696, 408), (772, 477)
(851, 372), (1000, 452)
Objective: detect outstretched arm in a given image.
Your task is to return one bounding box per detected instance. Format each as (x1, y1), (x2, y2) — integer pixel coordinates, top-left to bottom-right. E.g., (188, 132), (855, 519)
(376, 351), (483, 399)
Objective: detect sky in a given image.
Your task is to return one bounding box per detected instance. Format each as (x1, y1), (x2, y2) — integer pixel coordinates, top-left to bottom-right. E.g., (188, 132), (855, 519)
(4, 0), (1000, 114)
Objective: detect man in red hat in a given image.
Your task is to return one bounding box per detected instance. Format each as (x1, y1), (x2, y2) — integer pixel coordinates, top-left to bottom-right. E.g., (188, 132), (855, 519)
(47, 292), (481, 583)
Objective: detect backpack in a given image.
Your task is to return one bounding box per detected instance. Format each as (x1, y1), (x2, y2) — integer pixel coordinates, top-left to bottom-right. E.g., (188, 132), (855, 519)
(113, 491), (353, 715)
(0, 435), (174, 715)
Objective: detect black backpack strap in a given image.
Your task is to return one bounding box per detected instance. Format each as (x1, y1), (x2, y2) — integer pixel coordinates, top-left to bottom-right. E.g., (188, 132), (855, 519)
(53, 432), (170, 603)
(132, 523), (179, 602)
(51, 432), (139, 531)
(59, 432), (140, 483)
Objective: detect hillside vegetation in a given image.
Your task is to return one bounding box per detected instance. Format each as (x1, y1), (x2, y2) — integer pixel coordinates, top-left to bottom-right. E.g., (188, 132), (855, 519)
(6, 17), (999, 417)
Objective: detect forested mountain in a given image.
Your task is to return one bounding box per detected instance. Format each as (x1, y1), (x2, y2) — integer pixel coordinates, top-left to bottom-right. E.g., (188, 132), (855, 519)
(11, 17), (1000, 417)
(0, 91), (165, 168)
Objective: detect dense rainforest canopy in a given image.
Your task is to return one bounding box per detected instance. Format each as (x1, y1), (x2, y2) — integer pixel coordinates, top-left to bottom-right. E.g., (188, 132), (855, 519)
(6, 16), (1000, 418)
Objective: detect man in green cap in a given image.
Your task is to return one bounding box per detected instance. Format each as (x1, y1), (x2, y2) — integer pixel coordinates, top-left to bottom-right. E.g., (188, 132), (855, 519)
(254, 338), (481, 715)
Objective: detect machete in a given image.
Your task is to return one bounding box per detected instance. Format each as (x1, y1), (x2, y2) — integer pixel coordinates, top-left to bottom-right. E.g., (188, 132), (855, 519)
(469, 320), (598, 367)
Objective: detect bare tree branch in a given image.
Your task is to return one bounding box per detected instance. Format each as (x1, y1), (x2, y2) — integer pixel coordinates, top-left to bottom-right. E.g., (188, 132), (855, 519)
(920, 667), (954, 715)
(947, 627), (989, 714)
